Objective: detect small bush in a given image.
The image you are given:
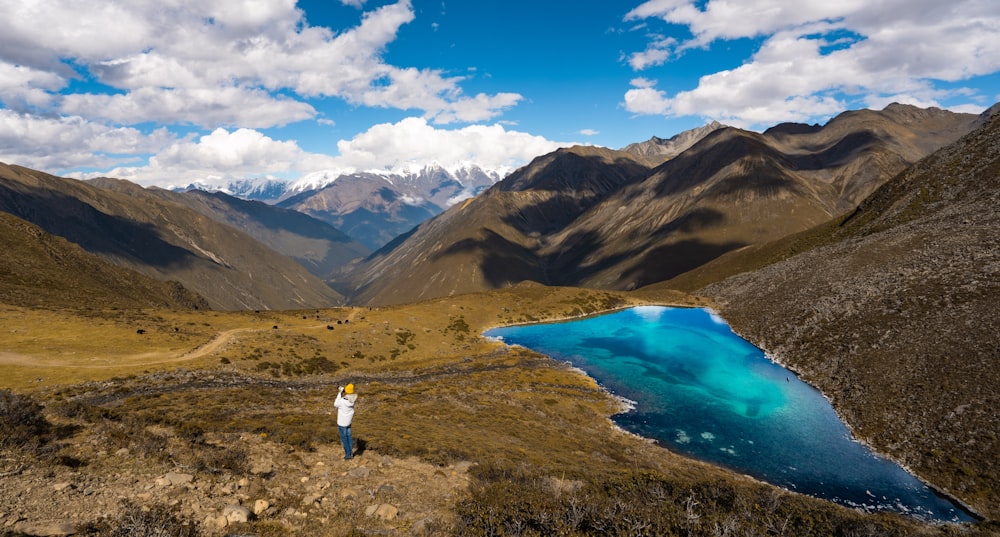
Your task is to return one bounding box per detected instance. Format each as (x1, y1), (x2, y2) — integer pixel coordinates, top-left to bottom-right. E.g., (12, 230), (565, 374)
(78, 500), (200, 537)
(0, 389), (53, 452)
(194, 445), (250, 475)
(90, 418), (167, 460)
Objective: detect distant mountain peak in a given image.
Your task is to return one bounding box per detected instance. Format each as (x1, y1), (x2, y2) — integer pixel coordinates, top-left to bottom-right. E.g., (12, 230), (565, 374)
(621, 121), (726, 161)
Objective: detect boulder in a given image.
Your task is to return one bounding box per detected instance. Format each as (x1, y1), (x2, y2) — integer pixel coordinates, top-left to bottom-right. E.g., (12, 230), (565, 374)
(250, 458), (274, 475)
(222, 504), (251, 524)
(347, 467), (370, 479)
(253, 499), (270, 515)
(13, 521), (77, 536)
(156, 472), (194, 487)
(339, 486), (363, 501)
(365, 504), (398, 521)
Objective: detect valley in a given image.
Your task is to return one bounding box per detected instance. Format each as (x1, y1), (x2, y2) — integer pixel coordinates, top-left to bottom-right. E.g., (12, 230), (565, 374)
(3, 288), (991, 536)
(1, 103), (998, 536)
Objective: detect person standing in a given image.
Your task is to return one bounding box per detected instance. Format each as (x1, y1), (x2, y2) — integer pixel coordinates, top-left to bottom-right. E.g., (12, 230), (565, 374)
(334, 384), (357, 460)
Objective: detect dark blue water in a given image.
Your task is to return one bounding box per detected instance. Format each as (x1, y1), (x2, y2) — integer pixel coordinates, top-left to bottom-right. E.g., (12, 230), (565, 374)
(484, 306), (973, 522)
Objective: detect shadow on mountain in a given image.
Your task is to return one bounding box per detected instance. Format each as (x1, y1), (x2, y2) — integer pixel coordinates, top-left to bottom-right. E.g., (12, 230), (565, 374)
(199, 191), (356, 242)
(500, 152), (650, 195)
(650, 207), (728, 238)
(0, 186), (197, 269)
(435, 228), (542, 287)
(624, 239), (747, 288)
(789, 130), (881, 170)
(649, 130), (784, 198)
(542, 229), (642, 285)
(701, 166), (806, 200)
(498, 193), (597, 236)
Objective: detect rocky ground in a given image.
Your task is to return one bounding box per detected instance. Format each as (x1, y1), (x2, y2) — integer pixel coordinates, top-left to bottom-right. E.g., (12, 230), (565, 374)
(700, 112), (1000, 519)
(1, 431), (471, 536)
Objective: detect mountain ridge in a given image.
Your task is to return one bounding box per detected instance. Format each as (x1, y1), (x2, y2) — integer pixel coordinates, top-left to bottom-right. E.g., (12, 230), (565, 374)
(0, 211), (208, 310)
(0, 163), (344, 310)
(93, 182), (371, 281)
(340, 103), (979, 305)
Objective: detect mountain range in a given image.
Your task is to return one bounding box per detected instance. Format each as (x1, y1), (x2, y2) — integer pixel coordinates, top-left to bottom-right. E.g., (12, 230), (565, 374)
(0, 103), (989, 313)
(340, 104), (981, 306)
(183, 164), (506, 251)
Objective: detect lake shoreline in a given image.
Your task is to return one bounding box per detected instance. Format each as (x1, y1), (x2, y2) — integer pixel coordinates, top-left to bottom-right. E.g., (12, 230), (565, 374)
(485, 305), (978, 523)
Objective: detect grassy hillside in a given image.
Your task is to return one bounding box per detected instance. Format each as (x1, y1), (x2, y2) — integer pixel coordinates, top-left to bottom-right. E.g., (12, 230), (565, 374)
(0, 212), (207, 310)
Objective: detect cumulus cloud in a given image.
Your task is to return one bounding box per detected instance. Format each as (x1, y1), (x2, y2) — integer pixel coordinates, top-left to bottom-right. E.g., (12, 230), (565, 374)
(0, 109), (174, 171)
(0, 63), (65, 111)
(329, 117), (571, 171)
(69, 128), (339, 187)
(623, 0), (1000, 126)
(0, 0), (520, 128)
(49, 117), (570, 188)
(60, 87), (316, 129)
(625, 36), (677, 70)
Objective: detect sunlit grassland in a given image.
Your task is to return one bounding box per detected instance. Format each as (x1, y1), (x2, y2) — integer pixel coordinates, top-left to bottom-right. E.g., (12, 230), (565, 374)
(1, 285), (704, 480)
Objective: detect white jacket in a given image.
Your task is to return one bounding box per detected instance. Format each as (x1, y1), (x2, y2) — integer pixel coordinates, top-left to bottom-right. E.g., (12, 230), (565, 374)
(334, 392), (357, 427)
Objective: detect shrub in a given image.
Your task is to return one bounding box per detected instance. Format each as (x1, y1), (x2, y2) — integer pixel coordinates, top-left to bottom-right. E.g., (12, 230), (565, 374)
(0, 389), (52, 452)
(193, 445), (250, 475)
(77, 500), (200, 536)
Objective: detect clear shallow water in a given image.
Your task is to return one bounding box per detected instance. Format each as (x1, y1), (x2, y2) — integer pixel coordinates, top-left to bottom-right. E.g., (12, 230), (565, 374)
(484, 306), (973, 522)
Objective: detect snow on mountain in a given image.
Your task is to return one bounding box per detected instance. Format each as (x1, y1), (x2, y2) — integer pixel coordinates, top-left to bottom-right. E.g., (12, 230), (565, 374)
(289, 162), (510, 207)
(177, 177), (291, 203)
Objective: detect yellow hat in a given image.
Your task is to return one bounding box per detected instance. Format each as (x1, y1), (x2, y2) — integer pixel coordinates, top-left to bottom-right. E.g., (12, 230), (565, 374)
(345, 384), (355, 394)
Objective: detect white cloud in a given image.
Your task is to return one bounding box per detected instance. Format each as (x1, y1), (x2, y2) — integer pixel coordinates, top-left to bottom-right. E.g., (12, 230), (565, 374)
(0, 0), (521, 128)
(71, 127), (339, 187)
(626, 36), (677, 70)
(624, 80), (671, 115)
(624, 0), (1000, 126)
(0, 109), (174, 171)
(0, 62), (65, 110)
(60, 87), (317, 129)
(45, 117), (570, 189)
(579, 129), (600, 136)
(329, 117), (571, 171)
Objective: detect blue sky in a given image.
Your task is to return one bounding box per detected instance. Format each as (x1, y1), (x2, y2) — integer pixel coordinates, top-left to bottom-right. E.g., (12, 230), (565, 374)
(2, 0), (999, 187)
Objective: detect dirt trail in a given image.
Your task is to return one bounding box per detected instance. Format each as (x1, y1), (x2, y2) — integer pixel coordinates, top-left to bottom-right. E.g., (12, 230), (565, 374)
(0, 328), (258, 369)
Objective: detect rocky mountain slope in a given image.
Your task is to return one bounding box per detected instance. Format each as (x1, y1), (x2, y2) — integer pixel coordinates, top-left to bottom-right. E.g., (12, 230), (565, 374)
(277, 173), (442, 251)
(0, 211), (207, 310)
(341, 104), (978, 306)
(98, 184), (370, 281)
(621, 120), (725, 160)
(0, 164), (344, 310)
(339, 146), (654, 305)
(683, 108), (1000, 518)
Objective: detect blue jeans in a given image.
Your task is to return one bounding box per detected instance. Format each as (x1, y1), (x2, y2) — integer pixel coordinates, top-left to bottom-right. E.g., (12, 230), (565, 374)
(338, 425), (353, 459)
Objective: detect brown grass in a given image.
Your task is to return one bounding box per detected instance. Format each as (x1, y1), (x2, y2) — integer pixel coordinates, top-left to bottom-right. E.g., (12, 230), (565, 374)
(2, 286), (990, 535)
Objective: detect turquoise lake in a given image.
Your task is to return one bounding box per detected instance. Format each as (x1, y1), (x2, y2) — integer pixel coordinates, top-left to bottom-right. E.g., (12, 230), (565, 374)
(484, 306), (972, 522)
